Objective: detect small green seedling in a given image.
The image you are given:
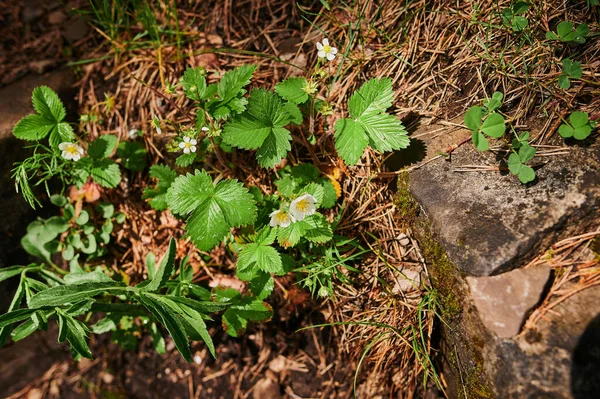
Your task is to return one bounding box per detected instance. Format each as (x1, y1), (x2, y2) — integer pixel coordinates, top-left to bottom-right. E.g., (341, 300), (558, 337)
(546, 21), (589, 44)
(558, 58), (582, 89)
(507, 135), (536, 184)
(464, 92), (506, 151)
(501, 2), (529, 32)
(558, 112), (596, 140)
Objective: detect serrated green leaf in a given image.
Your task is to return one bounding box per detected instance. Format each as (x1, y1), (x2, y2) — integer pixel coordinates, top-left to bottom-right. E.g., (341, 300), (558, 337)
(300, 213), (333, 243)
(348, 78), (394, 118)
(222, 89), (293, 168)
(48, 123), (75, 149)
(275, 77), (309, 104)
(181, 67), (208, 101)
(298, 183), (324, 206)
(222, 297), (272, 337)
(334, 118), (368, 165)
(208, 65), (256, 120)
(176, 153), (196, 167)
(283, 101), (303, 125)
(166, 170), (213, 216)
(256, 127), (292, 168)
(276, 221), (305, 248)
(167, 171), (257, 251)
(32, 86), (66, 122)
(248, 271), (274, 300)
(117, 141), (147, 171)
(143, 238), (176, 292)
(29, 281), (127, 308)
(237, 243), (283, 278)
(91, 159), (121, 188)
(143, 165), (177, 211)
(88, 135), (118, 159)
(13, 114), (55, 141)
(360, 112), (409, 152)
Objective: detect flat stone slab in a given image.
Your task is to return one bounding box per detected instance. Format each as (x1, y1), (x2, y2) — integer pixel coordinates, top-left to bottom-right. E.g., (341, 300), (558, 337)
(409, 126), (600, 276)
(487, 285), (600, 398)
(466, 266), (550, 338)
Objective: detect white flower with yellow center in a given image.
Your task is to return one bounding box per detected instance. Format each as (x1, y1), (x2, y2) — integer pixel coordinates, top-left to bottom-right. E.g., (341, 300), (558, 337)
(316, 38), (337, 61)
(289, 193), (317, 221)
(269, 209), (295, 228)
(58, 142), (84, 162)
(179, 136), (197, 154)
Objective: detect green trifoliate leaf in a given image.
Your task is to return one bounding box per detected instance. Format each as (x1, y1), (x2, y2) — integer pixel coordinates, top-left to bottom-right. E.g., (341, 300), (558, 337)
(518, 143), (536, 163)
(562, 58), (582, 79)
(558, 75), (571, 89)
(223, 89), (293, 168)
(166, 170), (257, 251)
(143, 238), (176, 292)
(275, 77), (309, 104)
(32, 86), (66, 122)
(181, 67), (208, 101)
(335, 78), (408, 165)
(483, 92), (503, 112)
(13, 114), (55, 140)
(91, 159), (121, 188)
(559, 112), (594, 140)
(88, 135), (118, 159)
(143, 165), (177, 211)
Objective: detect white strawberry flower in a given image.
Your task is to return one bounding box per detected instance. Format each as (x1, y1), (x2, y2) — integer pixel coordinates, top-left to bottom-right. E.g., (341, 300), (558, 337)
(128, 128), (139, 139)
(58, 142), (84, 162)
(201, 126), (209, 132)
(178, 136), (197, 154)
(316, 38), (338, 61)
(269, 209), (295, 228)
(289, 193), (317, 221)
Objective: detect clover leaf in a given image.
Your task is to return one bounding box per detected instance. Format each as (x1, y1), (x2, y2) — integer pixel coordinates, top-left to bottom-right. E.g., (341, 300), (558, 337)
(558, 111), (596, 140)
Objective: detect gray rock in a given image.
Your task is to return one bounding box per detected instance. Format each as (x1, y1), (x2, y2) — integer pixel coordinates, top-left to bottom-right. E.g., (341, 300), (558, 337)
(466, 267), (550, 338)
(487, 286), (600, 398)
(409, 127), (600, 276)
